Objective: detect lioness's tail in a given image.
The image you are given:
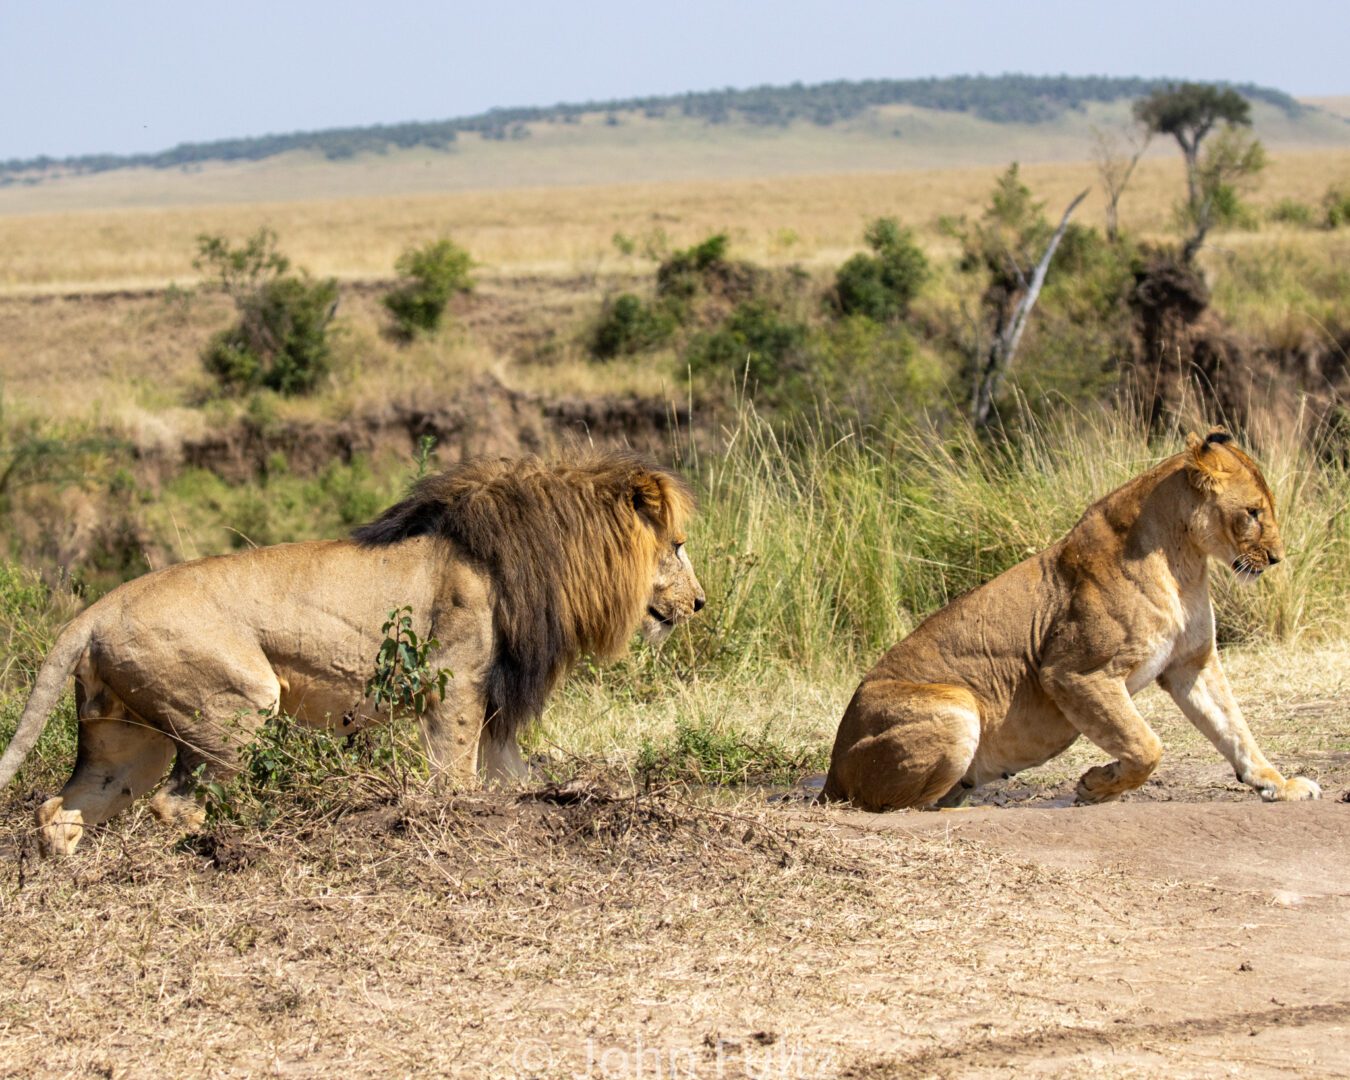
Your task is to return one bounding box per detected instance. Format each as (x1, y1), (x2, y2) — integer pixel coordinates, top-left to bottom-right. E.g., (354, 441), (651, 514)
(0, 609), (96, 789)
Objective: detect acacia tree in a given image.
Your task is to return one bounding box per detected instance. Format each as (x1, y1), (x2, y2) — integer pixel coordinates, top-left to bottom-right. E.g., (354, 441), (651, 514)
(1133, 83), (1261, 262)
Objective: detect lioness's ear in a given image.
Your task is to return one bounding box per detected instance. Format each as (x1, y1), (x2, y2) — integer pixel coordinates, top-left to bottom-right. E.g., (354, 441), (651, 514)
(1185, 431), (1222, 492)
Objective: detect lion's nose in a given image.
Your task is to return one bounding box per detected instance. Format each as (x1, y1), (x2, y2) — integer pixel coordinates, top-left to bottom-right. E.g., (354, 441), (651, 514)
(693, 595), (706, 613)
(1267, 552), (1281, 566)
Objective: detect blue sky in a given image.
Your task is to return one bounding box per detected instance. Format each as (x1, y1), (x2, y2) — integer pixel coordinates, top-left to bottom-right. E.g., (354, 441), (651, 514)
(3, 0), (1347, 160)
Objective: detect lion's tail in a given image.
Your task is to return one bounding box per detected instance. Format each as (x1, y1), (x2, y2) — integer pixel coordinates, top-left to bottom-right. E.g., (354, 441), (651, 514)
(0, 608), (96, 790)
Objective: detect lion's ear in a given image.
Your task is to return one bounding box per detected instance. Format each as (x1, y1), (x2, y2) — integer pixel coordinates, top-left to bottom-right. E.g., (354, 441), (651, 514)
(630, 471), (675, 534)
(630, 468), (692, 537)
(1185, 431), (1223, 492)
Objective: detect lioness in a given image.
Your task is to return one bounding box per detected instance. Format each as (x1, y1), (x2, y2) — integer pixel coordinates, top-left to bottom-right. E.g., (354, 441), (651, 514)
(823, 430), (1319, 811)
(0, 452), (704, 855)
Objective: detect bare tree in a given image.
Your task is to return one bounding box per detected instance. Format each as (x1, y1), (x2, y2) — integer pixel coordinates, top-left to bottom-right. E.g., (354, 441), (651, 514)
(969, 188), (1089, 430)
(1091, 122), (1151, 242)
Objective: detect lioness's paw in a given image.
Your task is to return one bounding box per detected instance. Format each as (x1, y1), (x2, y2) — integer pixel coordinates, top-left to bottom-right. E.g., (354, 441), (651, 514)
(1074, 768), (1122, 806)
(1274, 775), (1321, 801)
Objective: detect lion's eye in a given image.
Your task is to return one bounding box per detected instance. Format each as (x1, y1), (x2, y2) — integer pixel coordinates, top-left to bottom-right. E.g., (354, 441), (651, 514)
(1247, 507), (1262, 521)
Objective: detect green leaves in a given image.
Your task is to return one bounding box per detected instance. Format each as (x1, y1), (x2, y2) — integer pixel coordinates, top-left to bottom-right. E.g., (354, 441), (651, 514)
(196, 228), (338, 396)
(383, 238), (474, 339)
(366, 606), (452, 718)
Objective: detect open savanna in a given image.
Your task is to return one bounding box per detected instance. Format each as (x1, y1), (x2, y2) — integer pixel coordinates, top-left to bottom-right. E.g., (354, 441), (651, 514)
(4, 144), (1350, 294)
(4, 126), (1350, 1073)
(2, 144), (1349, 422)
(4, 95), (1346, 220)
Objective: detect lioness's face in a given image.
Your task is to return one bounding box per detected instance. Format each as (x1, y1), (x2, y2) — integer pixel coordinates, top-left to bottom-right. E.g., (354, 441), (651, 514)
(642, 539), (705, 643)
(1207, 463), (1286, 583)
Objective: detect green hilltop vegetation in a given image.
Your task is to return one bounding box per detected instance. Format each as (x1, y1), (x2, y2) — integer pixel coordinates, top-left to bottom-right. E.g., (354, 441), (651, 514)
(1, 74), (1312, 178)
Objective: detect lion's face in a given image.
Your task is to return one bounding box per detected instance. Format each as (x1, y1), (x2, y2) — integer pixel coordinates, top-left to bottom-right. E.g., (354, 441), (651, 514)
(1187, 433), (1285, 583)
(641, 539), (705, 644)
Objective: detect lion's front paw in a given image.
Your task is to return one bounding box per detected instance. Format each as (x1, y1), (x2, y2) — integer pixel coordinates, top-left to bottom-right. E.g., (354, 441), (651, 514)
(1271, 775), (1321, 801)
(36, 798), (88, 856)
(1074, 765), (1122, 806)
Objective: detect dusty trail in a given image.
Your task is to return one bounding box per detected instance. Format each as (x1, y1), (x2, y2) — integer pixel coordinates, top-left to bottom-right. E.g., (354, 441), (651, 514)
(824, 799), (1350, 1076)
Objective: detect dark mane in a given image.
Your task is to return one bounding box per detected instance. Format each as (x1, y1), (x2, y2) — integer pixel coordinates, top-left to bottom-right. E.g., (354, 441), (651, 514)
(352, 451), (694, 741)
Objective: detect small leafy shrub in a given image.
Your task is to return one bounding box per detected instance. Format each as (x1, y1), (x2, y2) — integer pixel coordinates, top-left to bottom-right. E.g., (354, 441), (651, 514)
(832, 217), (929, 321)
(591, 293), (676, 358)
(197, 709), (411, 826)
(1267, 198), (1315, 227)
(656, 232), (729, 299)
(1206, 183), (1260, 231)
(196, 229), (339, 396)
(685, 299), (808, 386)
(655, 232), (759, 305)
(1324, 185), (1350, 229)
(383, 237), (474, 339)
(366, 606), (452, 720)
(1044, 223), (1135, 318)
(199, 606), (451, 826)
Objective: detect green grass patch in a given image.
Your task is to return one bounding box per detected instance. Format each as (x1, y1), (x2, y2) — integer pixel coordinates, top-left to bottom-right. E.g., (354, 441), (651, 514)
(637, 717), (827, 787)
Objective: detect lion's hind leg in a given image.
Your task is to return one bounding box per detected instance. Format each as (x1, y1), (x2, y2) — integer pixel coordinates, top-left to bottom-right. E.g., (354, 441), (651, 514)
(823, 680), (982, 812)
(38, 683), (174, 856)
(133, 654), (283, 835)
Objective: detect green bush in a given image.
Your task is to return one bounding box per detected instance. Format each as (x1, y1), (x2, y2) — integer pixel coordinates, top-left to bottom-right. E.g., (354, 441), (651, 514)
(1324, 185), (1350, 229)
(590, 293), (676, 358)
(1267, 198), (1315, 227)
(655, 232), (759, 305)
(685, 299), (807, 386)
(196, 229), (339, 396)
(656, 232), (729, 299)
(383, 238), (474, 339)
(1207, 183), (1260, 231)
(832, 217), (929, 321)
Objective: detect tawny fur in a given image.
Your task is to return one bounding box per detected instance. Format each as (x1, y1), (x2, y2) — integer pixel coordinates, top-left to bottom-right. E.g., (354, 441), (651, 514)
(0, 451), (704, 855)
(823, 430), (1320, 811)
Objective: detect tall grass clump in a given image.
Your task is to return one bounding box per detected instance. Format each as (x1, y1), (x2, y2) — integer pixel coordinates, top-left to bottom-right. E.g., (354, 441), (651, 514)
(0, 562), (79, 690)
(662, 399), (1350, 682)
(0, 563), (81, 785)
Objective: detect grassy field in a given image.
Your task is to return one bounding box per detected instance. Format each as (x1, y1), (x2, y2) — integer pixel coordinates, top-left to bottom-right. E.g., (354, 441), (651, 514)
(5, 148), (1350, 294)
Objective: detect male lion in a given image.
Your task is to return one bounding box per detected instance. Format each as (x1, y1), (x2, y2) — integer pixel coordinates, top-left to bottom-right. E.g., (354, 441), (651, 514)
(0, 452), (704, 855)
(822, 430), (1320, 811)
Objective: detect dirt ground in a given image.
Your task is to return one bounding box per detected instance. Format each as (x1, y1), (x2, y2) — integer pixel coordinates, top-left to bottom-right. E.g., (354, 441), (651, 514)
(2, 691), (1347, 1079)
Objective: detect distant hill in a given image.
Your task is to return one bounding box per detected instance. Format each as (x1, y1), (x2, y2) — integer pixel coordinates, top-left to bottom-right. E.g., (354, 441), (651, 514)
(0, 74), (1309, 180)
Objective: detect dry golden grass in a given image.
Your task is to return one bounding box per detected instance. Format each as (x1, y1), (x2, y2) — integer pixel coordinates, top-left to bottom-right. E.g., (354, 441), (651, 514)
(4, 149), (1350, 295)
